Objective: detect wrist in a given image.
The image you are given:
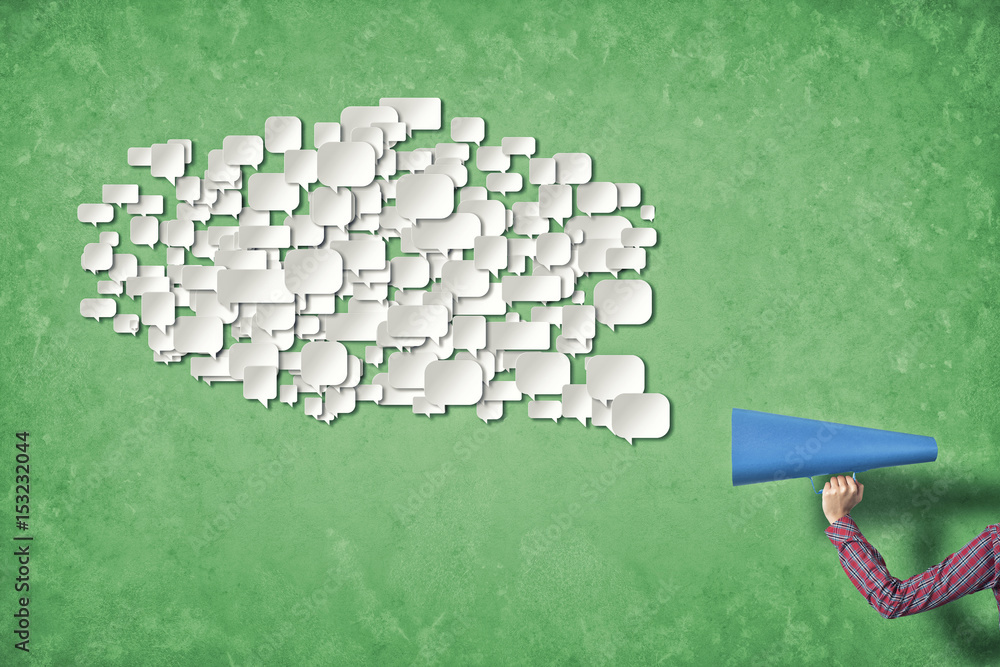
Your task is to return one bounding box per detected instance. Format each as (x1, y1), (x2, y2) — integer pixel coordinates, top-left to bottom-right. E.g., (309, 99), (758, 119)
(825, 512), (848, 525)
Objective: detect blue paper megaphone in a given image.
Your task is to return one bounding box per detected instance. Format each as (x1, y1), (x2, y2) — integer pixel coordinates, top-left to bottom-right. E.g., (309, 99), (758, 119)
(732, 409), (937, 493)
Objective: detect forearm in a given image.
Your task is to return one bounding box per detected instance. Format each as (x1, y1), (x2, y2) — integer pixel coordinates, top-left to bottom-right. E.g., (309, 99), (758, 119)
(826, 516), (997, 619)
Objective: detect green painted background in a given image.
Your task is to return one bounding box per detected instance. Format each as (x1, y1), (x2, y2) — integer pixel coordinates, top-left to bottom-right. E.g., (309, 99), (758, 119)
(3, 0), (1000, 664)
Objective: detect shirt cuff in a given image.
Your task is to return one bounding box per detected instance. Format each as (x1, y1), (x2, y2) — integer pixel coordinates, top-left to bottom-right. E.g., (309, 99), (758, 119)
(825, 514), (862, 545)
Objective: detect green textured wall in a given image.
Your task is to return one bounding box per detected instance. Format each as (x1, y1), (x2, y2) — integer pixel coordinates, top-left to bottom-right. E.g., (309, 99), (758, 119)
(3, 0), (999, 664)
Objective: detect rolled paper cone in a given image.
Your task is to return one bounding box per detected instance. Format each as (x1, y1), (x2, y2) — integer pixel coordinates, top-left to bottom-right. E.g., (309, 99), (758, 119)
(732, 409), (937, 487)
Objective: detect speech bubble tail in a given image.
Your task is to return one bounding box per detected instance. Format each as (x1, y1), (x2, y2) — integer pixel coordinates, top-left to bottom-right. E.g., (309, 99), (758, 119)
(606, 323), (615, 331)
(204, 379), (213, 386)
(258, 398), (269, 408)
(167, 176), (176, 185)
(577, 417), (587, 427)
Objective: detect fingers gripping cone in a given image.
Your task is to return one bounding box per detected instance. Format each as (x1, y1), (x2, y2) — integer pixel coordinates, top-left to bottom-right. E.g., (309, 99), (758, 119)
(731, 409), (937, 488)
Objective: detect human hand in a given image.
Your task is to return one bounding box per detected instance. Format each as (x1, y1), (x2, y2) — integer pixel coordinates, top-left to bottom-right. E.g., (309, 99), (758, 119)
(822, 475), (864, 525)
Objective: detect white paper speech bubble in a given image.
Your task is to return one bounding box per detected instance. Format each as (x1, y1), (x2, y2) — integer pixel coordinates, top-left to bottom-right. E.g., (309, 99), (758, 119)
(80, 298), (117, 321)
(380, 98), (441, 135)
(113, 313), (140, 335)
(102, 184), (139, 206)
(576, 182), (618, 215)
(301, 341), (349, 389)
(486, 172), (522, 196)
(81, 242), (113, 274)
(141, 290), (176, 334)
(248, 172), (300, 216)
(451, 117), (485, 144)
(310, 186), (354, 228)
(515, 352), (570, 398)
(283, 249), (344, 295)
(386, 304), (449, 341)
(284, 149), (318, 189)
(173, 316), (224, 356)
(78, 203), (114, 225)
(396, 173), (455, 221)
(318, 141), (376, 189)
(593, 280), (653, 330)
(585, 355), (645, 405)
(424, 359), (483, 406)
(223, 135), (264, 170)
(151, 143), (185, 184)
(611, 393), (670, 443)
(264, 116), (302, 154)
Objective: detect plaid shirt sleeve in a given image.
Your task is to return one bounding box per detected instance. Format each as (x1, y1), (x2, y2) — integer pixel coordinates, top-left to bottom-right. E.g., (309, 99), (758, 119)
(826, 515), (1000, 620)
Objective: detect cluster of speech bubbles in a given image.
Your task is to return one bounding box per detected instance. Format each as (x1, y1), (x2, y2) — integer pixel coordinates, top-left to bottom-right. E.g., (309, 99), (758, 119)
(77, 97), (669, 443)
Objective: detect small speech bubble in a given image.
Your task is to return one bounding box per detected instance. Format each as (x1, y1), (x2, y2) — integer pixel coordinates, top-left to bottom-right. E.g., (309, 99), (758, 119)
(621, 227), (657, 248)
(102, 184), (139, 207)
(173, 316), (224, 356)
(130, 216), (158, 248)
(424, 359), (483, 407)
(318, 141), (376, 189)
(386, 304), (449, 342)
(640, 205), (655, 222)
(128, 147), (152, 166)
(528, 157), (556, 185)
(515, 352), (570, 399)
(108, 254), (138, 284)
(379, 97), (441, 136)
(535, 233), (572, 270)
(611, 393), (670, 443)
(207, 149), (241, 184)
(78, 203), (114, 225)
(301, 341), (348, 390)
(243, 365), (278, 407)
(501, 275), (561, 305)
(248, 172), (300, 216)
(585, 355), (645, 405)
(141, 290), (176, 334)
(175, 177), (201, 205)
(476, 145), (510, 173)
(283, 248), (343, 296)
(527, 400), (561, 422)
(410, 213), (481, 255)
(561, 305), (596, 344)
(97, 280), (123, 296)
(264, 116), (302, 154)
(538, 184), (572, 224)
(396, 173), (455, 221)
(441, 260), (490, 298)
(560, 384), (592, 427)
(451, 117), (485, 145)
(113, 313), (139, 335)
(151, 143), (185, 184)
(217, 269), (295, 308)
(284, 149), (318, 189)
(617, 183), (641, 208)
(223, 135), (264, 170)
(593, 279), (653, 330)
(501, 136), (536, 157)
(486, 172), (522, 196)
(80, 298), (116, 321)
(81, 242), (113, 274)
(473, 235), (507, 277)
(576, 182), (618, 215)
(389, 256), (430, 289)
(553, 152), (592, 185)
(310, 186), (354, 228)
